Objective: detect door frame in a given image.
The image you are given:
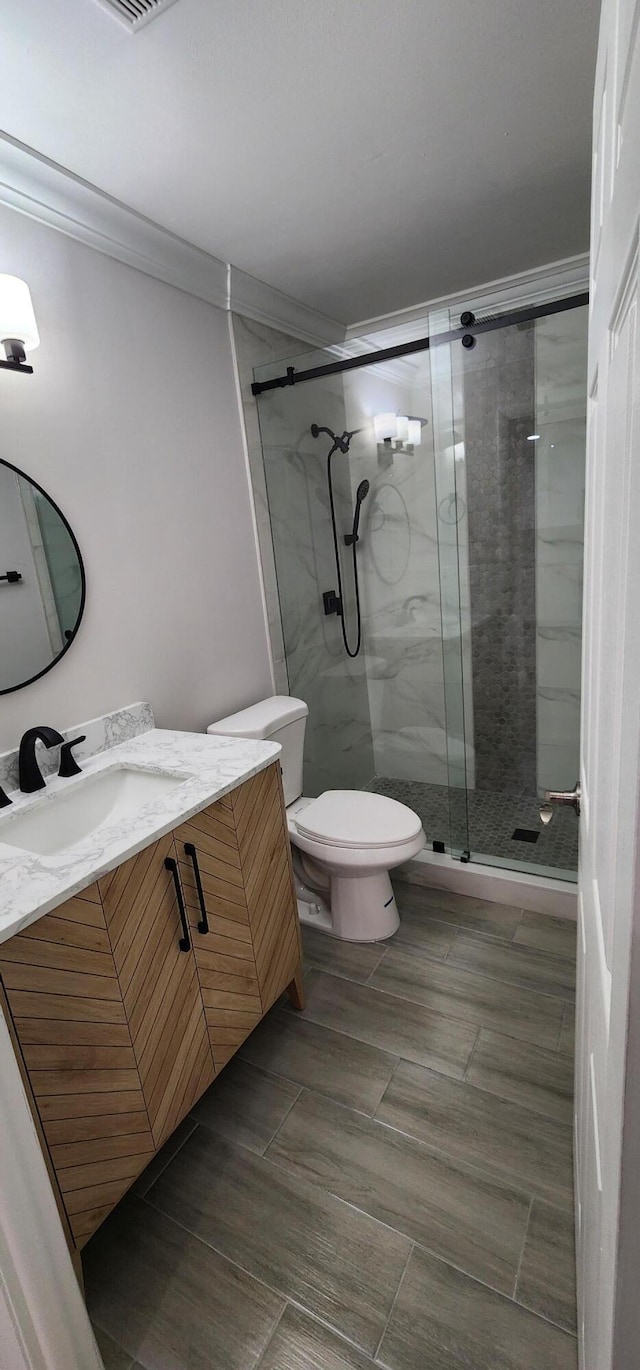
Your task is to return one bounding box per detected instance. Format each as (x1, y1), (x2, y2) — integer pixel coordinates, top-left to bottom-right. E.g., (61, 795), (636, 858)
(0, 1011), (103, 1370)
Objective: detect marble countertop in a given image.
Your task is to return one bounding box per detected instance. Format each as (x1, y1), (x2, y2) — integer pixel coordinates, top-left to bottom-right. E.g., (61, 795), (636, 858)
(0, 728), (280, 943)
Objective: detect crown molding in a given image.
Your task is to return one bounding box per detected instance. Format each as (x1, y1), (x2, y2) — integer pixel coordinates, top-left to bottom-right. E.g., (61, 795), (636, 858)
(0, 133), (229, 308)
(0, 133), (346, 346)
(228, 265), (345, 347)
(345, 252), (590, 342)
(0, 134), (586, 354)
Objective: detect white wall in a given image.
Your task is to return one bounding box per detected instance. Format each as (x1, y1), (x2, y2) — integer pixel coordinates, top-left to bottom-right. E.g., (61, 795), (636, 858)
(0, 203), (273, 750)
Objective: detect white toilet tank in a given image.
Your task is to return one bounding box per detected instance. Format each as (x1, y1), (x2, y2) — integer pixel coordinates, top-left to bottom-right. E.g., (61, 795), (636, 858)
(207, 696), (308, 807)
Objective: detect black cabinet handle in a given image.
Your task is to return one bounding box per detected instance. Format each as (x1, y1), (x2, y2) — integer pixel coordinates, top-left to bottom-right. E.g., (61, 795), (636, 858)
(184, 842), (209, 934)
(164, 857), (191, 952)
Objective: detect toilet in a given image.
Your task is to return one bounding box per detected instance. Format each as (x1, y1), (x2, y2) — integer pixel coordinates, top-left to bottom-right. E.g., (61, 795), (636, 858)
(207, 696), (426, 942)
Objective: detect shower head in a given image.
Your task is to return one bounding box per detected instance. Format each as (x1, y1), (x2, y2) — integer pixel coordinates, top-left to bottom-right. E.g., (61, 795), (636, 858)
(356, 479), (370, 503)
(310, 423), (363, 454)
(343, 428), (363, 447)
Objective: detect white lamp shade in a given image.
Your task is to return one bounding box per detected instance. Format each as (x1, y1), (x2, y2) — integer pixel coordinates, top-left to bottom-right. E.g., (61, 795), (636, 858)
(373, 412), (397, 441)
(0, 276), (39, 352)
(407, 419), (422, 446)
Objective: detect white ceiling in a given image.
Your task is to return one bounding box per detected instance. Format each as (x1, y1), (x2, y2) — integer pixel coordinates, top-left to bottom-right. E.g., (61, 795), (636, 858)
(0, 0), (600, 325)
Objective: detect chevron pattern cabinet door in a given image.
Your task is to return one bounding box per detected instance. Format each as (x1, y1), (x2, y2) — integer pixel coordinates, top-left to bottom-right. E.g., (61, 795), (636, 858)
(176, 793), (263, 1069)
(99, 834), (215, 1149)
(232, 763), (302, 1014)
(0, 882), (155, 1247)
(0, 766), (302, 1250)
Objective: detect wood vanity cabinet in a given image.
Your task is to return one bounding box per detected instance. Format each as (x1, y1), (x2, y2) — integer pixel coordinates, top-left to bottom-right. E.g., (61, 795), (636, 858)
(98, 830), (216, 1150)
(176, 761), (302, 1066)
(0, 761), (302, 1252)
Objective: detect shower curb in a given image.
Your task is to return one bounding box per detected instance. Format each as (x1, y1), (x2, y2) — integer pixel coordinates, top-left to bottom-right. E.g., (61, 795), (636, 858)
(399, 851), (578, 919)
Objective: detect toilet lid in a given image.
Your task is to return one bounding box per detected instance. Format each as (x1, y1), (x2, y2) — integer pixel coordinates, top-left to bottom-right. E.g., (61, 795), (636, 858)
(294, 790), (423, 850)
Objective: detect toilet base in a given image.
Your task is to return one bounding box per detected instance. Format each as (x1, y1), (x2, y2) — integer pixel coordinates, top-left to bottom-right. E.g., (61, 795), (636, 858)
(296, 897), (333, 934)
(330, 870), (400, 942)
(292, 848), (400, 942)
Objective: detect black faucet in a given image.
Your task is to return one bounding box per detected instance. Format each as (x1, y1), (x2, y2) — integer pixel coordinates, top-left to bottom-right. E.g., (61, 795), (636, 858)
(58, 734), (86, 778)
(18, 726), (65, 793)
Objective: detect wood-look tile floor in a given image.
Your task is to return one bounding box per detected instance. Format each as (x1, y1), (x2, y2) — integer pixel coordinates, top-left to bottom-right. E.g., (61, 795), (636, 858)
(85, 880), (578, 1370)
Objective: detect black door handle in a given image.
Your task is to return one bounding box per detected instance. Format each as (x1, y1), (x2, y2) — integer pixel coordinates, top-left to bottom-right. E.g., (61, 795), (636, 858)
(164, 856), (191, 952)
(184, 842), (209, 934)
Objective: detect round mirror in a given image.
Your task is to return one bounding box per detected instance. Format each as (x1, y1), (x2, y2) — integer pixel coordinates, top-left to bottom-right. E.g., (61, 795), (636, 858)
(0, 459), (85, 695)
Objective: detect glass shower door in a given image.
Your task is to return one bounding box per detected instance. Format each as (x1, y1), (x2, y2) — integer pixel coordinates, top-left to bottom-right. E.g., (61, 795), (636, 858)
(250, 296), (586, 879)
(430, 303), (587, 878)
(253, 346), (378, 800)
(253, 331), (469, 859)
(428, 309), (470, 858)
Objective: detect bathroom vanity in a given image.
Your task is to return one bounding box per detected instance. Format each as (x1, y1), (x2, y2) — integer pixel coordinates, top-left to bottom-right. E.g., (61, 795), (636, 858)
(0, 708), (303, 1262)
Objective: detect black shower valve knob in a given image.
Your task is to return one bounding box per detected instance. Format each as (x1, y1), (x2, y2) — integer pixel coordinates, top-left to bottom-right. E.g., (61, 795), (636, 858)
(323, 589), (343, 617)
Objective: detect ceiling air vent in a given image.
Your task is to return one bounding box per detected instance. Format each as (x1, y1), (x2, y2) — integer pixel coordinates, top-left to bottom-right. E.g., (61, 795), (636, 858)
(93, 0), (181, 31)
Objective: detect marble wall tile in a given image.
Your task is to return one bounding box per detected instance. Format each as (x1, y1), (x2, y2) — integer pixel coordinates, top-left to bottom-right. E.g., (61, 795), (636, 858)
(272, 656), (290, 694)
(461, 323), (538, 795)
(536, 563), (584, 628)
(233, 314), (376, 795)
(0, 700), (154, 796)
(537, 688), (581, 749)
(535, 311), (587, 797)
(537, 743), (581, 792)
(342, 357), (466, 789)
(537, 628), (582, 690)
(537, 526), (585, 567)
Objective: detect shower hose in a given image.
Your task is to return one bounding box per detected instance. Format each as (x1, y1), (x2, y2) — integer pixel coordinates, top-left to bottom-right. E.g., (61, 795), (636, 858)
(327, 444), (363, 658)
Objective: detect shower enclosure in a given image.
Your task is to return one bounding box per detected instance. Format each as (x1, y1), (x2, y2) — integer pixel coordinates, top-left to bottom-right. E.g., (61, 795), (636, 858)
(251, 294), (588, 881)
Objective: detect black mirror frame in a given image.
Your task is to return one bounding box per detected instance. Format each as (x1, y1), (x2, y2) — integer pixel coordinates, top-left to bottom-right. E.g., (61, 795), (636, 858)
(0, 457), (86, 696)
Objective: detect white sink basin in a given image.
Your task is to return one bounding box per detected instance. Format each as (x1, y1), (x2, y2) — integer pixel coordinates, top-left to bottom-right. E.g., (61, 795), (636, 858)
(0, 767), (184, 857)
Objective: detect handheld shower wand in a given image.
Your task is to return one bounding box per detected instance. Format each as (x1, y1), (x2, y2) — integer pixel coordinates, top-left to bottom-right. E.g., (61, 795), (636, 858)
(311, 424), (368, 658)
(344, 480), (370, 546)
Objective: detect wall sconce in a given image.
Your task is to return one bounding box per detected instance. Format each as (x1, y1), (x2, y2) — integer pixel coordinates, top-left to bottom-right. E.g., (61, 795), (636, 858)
(0, 276), (39, 375)
(374, 412), (425, 463)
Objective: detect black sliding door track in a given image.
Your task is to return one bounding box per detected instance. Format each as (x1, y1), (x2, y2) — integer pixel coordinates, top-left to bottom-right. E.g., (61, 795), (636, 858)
(250, 291), (589, 396)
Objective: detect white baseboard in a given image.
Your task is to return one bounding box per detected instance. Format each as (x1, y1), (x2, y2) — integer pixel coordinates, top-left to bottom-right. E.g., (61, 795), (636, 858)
(398, 849), (578, 919)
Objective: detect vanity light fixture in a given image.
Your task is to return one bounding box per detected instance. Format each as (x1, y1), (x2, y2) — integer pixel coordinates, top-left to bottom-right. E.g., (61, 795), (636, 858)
(374, 412), (425, 462)
(0, 276), (39, 375)
(373, 413), (397, 442)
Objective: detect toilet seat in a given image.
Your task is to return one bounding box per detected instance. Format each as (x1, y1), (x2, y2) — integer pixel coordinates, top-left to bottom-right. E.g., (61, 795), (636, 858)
(294, 789), (423, 851)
